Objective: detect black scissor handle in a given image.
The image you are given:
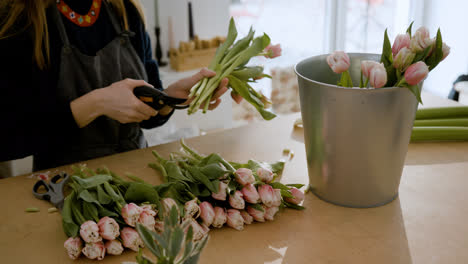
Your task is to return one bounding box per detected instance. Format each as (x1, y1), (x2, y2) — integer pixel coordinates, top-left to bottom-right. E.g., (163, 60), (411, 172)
(32, 180), (52, 201)
(134, 86), (189, 110)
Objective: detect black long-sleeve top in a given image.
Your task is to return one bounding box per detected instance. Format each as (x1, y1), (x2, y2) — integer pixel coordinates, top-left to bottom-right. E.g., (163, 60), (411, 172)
(0, 0), (171, 162)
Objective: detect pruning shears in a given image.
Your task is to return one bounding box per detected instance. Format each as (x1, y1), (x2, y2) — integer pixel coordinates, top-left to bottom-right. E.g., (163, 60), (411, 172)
(133, 86), (189, 110)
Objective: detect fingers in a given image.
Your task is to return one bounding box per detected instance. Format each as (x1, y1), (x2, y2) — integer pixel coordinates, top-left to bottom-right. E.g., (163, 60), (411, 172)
(208, 98), (222, 110)
(159, 105), (174, 116)
(134, 98), (158, 117)
(124, 78), (154, 90)
(211, 78), (229, 101)
(231, 91), (243, 104)
(189, 68), (216, 85)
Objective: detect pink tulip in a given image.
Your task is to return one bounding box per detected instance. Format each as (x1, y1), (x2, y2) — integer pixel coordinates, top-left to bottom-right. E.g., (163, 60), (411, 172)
(369, 63), (387, 88)
(97, 216), (120, 240)
(442, 42), (450, 60)
(247, 206), (265, 222)
(263, 43), (282, 58)
(285, 187), (305, 205)
(184, 218), (209, 241)
(229, 191), (245, 210)
(410, 26), (432, 53)
(138, 211), (156, 231)
(404, 61), (429, 85)
(240, 210), (254, 224)
(326, 51), (350, 74)
(226, 209), (244, 231)
(79, 220), (102, 243)
(82, 241), (106, 260)
(212, 207), (227, 228)
(121, 227), (144, 252)
(211, 181), (228, 201)
(264, 206), (279, 221)
(141, 204), (157, 217)
(64, 237), (82, 260)
(257, 167), (273, 183)
(184, 199), (200, 219)
(105, 240), (124, 256)
(361, 60), (381, 79)
(273, 189), (282, 207)
(393, 47), (415, 71)
(121, 203), (143, 227)
(234, 168), (255, 186)
(392, 33), (411, 56)
(258, 184), (281, 207)
(154, 220), (164, 233)
(241, 183), (260, 204)
(161, 198), (178, 216)
(199, 201), (215, 226)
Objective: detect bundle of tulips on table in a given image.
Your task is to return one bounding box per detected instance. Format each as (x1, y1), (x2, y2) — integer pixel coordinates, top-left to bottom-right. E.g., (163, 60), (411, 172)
(61, 140), (305, 263)
(326, 22), (450, 103)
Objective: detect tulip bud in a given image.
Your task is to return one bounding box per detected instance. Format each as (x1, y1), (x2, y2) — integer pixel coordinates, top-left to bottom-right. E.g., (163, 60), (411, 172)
(64, 237), (83, 260)
(369, 63), (387, 88)
(258, 184), (281, 207)
(97, 216), (120, 241)
(184, 218), (209, 241)
(212, 207), (227, 228)
(161, 198), (179, 218)
(199, 202), (215, 226)
(234, 168), (255, 186)
(138, 211), (156, 231)
(361, 60), (381, 79)
(410, 26), (432, 53)
(82, 241), (106, 260)
(263, 43), (282, 58)
(392, 33), (411, 56)
(257, 167), (273, 183)
(442, 42), (450, 60)
(105, 240), (124, 256)
(211, 181), (228, 201)
(241, 183), (261, 204)
(285, 187), (305, 205)
(80, 220), (102, 243)
(154, 220), (164, 233)
(121, 203), (143, 227)
(272, 189), (282, 207)
(393, 47), (415, 72)
(229, 191), (245, 210)
(226, 209), (244, 231)
(247, 205), (265, 222)
(404, 61), (429, 85)
(121, 227), (144, 252)
(326, 51), (350, 74)
(240, 210), (254, 224)
(184, 199), (200, 219)
(141, 204), (157, 217)
(264, 206), (279, 221)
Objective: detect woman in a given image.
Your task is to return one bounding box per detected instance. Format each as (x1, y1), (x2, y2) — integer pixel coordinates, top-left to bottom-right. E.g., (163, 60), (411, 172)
(0, 0), (240, 171)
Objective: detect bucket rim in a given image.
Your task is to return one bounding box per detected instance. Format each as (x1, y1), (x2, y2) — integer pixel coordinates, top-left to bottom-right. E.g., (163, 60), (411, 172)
(294, 52), (405, 92)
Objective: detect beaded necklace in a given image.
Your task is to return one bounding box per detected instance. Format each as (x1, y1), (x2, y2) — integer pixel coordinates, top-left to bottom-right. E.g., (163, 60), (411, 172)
(56, 0), (102, 27)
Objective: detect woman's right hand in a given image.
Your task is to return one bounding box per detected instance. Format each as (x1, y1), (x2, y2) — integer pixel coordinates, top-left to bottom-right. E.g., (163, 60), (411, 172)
(71, 79), (158, 128)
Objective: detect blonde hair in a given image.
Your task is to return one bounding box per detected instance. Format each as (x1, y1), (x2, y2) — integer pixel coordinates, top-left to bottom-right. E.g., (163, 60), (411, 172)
(0, 0), (146, 69)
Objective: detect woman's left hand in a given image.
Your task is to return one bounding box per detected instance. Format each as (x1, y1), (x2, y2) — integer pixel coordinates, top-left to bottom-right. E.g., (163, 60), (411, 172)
(164, 68), (242, 112)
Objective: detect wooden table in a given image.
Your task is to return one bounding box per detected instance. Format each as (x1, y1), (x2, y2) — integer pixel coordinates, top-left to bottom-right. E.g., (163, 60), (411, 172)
(1, 92), (467, 264)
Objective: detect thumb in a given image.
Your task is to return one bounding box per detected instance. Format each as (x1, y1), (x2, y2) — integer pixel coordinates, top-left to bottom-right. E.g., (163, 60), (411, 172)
(187, 68), (216, 86)
(124, 79), (154, 90)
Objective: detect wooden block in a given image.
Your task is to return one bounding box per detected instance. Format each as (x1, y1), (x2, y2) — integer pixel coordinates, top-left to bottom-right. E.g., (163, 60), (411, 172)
(170, 48), (217, 72)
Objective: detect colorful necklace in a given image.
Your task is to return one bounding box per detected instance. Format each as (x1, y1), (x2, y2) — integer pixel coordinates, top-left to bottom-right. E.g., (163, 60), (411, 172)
(56, 0), (102, 27)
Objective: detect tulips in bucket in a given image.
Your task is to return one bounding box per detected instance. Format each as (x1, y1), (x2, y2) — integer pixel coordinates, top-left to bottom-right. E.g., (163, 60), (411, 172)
(326, 23), (450, 103)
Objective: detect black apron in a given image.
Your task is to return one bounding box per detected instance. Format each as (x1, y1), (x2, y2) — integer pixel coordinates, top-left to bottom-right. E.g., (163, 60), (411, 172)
(34, 2), (148, 170)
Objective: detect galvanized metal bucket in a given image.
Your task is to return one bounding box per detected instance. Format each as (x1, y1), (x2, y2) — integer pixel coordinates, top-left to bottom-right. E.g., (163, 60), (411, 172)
(294, 53), (419, 208)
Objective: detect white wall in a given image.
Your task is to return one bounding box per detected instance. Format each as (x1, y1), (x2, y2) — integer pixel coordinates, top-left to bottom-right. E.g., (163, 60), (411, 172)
(422, 1), (468, 97)
(141, 0), (230, 63)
